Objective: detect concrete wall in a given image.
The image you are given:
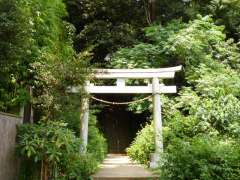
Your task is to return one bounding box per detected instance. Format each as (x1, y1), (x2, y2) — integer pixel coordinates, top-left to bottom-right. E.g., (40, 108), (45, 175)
(0, 112), (22, 180)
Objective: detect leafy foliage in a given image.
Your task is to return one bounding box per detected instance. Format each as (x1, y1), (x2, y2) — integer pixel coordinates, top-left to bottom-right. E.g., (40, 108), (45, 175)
(161, 137), (240, 180)
(0, 0), (29, 111)
(17, 121), (93, 179)
(87, 112), (107, 162)
(65, 0), (147, 65)
(127, 123), (154, 165)
(20, 0), (89, 119)
(0, 0), (89, 117)
(152, 0), (240, 41)
(6, 1), (107, 179)
(2, 0), (240, 179)
(113, 16), (240, 179)
(209, 0), (240, 40)
(17, 117), (106, 180)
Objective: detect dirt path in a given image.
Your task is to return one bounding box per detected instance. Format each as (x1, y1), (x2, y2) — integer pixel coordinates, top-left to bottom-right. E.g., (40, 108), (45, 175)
(92, 154), (159, 180)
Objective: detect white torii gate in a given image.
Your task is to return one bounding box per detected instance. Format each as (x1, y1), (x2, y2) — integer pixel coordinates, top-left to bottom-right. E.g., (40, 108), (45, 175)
(71, 65), (182, 167)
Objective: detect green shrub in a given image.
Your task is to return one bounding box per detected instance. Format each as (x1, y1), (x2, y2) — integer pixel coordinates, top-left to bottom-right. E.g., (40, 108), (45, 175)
(60, 153), (98, 180)
(124, 18), (240, 178)
(16, 120), (99, 180)
(161, 137), (240, 180)
(88, 112), (107, 162)
(127, 123), (154, 165)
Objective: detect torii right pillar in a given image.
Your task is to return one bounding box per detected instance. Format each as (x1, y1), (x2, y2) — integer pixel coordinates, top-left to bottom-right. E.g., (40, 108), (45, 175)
(150, 77), (163, 168)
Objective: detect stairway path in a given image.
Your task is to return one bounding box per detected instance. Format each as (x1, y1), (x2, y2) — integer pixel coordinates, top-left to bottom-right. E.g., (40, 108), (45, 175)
(92, 154), (159, 180)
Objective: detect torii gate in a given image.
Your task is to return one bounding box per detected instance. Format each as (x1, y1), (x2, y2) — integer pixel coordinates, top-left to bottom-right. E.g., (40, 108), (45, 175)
(71, 65), (182, 167)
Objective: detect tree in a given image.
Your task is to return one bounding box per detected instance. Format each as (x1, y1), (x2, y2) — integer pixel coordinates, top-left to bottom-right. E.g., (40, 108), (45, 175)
(113, 16), (240, 178)
(65, 0), (148, 65)
(0, 0), (29, 112)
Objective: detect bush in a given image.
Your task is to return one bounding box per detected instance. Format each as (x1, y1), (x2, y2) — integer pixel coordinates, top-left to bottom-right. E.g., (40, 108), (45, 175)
(161, 137), (240, 180)
(58, 106), (108, 163)
(87, 112), (107, 162)
(16, 120), (99, 180)
(60, 153), (98, 180)
(127, 123), (154, 165)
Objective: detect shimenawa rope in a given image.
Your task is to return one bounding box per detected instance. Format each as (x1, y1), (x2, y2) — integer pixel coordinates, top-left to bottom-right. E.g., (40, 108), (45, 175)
(90, 95), (152, 105)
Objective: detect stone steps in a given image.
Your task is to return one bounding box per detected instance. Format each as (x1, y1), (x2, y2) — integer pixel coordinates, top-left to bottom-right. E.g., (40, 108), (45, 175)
(93, 178), (158, 180)
(92, 154), (159, 180)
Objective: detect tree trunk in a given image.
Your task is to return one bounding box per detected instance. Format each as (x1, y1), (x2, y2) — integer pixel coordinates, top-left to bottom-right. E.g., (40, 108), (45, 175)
(23, 86), (33, 123)
(149, 0), (156, 22)
(43, 161), (49, 180)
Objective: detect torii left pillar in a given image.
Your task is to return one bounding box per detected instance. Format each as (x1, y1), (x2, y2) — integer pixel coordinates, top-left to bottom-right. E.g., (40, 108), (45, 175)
(80, 96), (89, 153)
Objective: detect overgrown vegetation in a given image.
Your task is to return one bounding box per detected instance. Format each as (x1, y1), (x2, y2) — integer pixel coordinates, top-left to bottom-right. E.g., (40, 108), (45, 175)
(1, 0), (240, 179)
(126, 123), (154, 165)
(118, 16), (240, 179)
(0, 0), (106, 179)
(17, 117), (106, 180)
(65, 0), (147, 65)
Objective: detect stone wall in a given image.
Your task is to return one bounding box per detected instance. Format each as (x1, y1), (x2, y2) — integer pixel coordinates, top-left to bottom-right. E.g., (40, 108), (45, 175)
(0, 112), (22, 180)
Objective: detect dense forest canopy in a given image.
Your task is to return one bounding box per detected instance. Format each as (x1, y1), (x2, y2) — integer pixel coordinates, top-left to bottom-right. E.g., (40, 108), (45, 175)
(0, 0), (240, 179)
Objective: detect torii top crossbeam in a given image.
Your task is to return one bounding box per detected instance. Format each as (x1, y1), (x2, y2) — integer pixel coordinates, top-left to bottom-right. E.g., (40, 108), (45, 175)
(80, 65), (182, 94)
(92, 65), (182, 79)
